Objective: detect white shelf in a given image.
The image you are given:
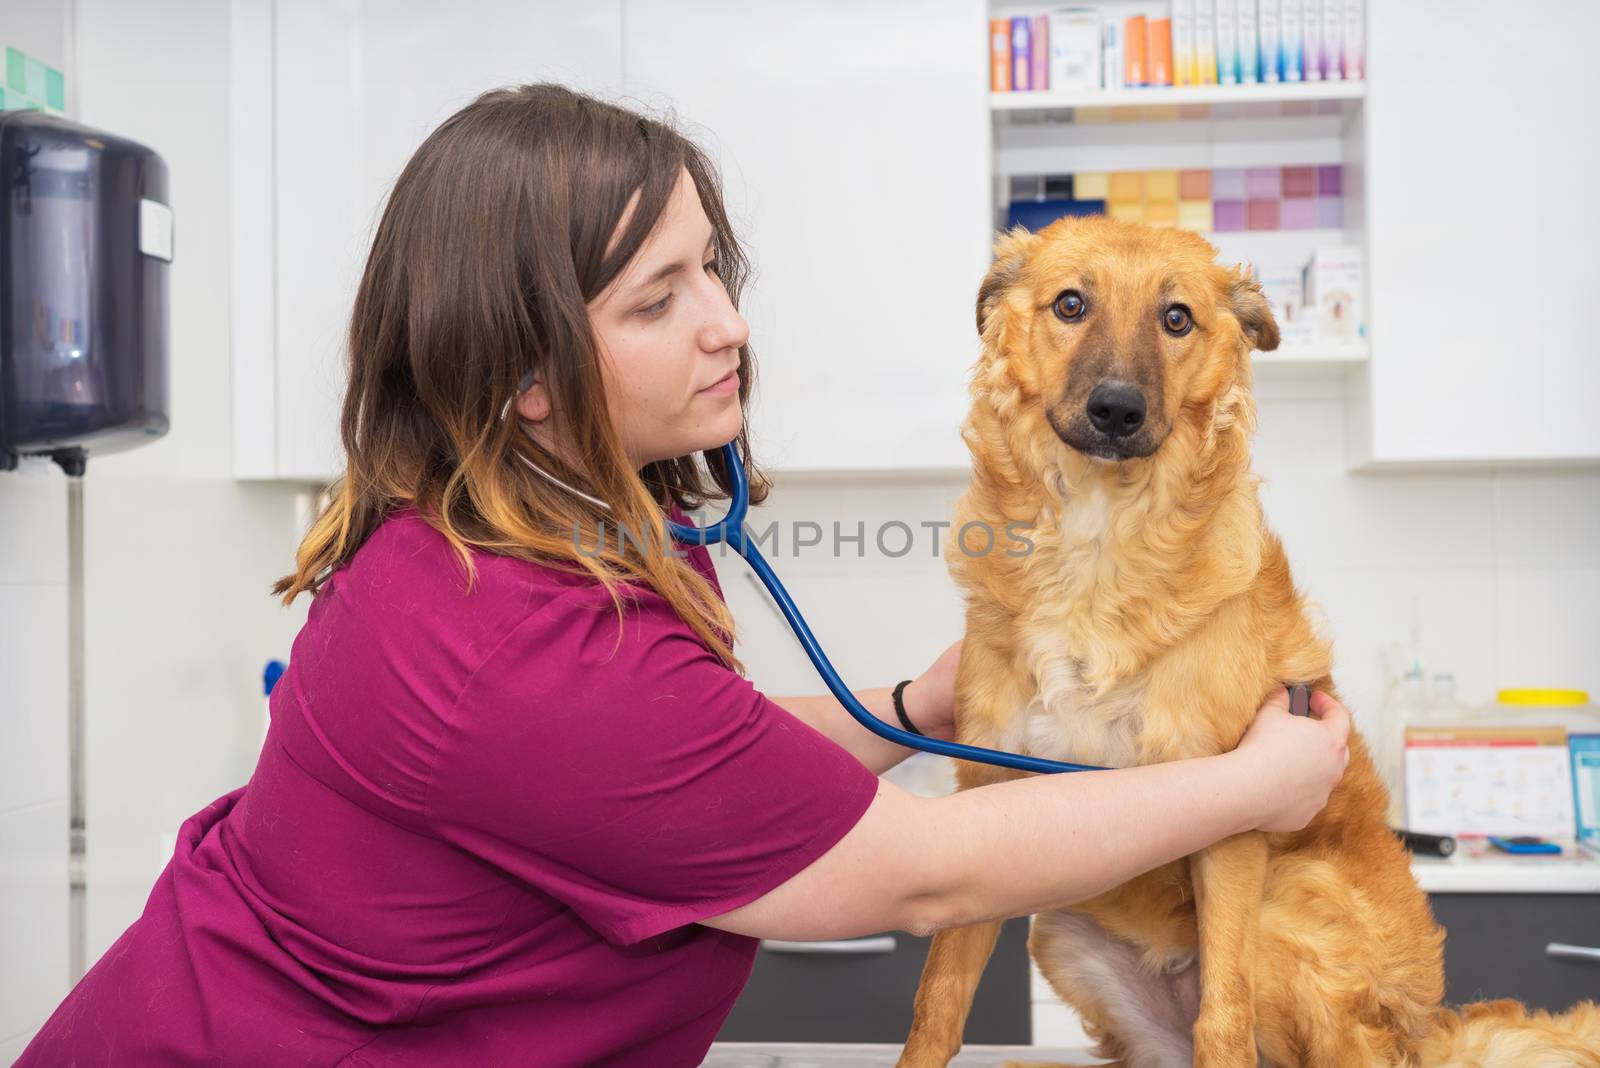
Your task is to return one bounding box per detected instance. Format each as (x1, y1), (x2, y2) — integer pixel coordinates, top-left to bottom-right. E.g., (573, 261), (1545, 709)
(1256, 345), (1367, 367)
(1412, 850), (1600, 894)
(991, 80), (1367, 113)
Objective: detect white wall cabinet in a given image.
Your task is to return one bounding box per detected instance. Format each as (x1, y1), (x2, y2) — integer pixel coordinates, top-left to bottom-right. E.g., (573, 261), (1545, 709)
(231, 0), (990, 479)
(621, 0), (992, 471)
(1354, 0), (1600, 465)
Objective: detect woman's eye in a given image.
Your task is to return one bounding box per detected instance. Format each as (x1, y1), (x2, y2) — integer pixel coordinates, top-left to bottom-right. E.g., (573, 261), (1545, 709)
(1163, 304), (1194, 336)
(639, 293), (672, 317)
(1053, 290), (1086, 322)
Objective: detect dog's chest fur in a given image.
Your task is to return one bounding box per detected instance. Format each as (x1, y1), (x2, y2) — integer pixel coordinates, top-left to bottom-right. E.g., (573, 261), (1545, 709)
(998, 628), (1146, 770)
(992, 481), (1147, 770)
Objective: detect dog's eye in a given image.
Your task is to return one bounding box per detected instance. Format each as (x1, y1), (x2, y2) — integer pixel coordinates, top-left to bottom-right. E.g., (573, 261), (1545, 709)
(1053, 290), (1086, 322)
(1163, 305), (1194, 336)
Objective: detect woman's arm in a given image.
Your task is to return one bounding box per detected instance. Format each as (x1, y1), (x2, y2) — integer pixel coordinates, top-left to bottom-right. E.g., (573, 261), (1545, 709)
(768, 681), (946, 776)
(702, 688), (1351, 941)
(768, 641), (963, 775)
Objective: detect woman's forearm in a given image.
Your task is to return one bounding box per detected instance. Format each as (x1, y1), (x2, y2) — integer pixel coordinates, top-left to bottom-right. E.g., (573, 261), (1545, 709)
(769, 688), (917, 774)
(903, 752), (1261, 931)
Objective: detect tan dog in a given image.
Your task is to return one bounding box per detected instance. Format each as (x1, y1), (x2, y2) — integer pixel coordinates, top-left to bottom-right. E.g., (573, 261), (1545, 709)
(897, 217), (1600, 1068)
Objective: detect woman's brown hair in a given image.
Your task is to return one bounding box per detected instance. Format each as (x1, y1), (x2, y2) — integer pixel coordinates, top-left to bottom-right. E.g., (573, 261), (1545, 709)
(272, 83), (769, 669)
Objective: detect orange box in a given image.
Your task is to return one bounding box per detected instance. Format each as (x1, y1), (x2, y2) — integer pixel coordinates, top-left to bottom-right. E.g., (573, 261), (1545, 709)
(1145, 170), (1179, 201)
(1124, 16), (1147, 86)
(1147, 18), (1173, 86)
(1144, 200), (1178, 227)
(990, 19), (1011, 92)
(1178, 169), (1213, 200)
(1110, 171), (1145, 201)
(1108, 200), (1145, 223)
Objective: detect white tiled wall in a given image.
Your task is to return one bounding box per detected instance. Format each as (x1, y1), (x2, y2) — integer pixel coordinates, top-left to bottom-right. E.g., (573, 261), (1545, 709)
(72, 0), (313, 962)
(0, 467), (72, 1061)
(1, 4), (75, 1057)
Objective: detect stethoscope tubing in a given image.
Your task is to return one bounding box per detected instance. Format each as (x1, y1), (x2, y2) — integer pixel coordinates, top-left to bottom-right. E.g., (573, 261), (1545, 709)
(665, 443), (1108, 775)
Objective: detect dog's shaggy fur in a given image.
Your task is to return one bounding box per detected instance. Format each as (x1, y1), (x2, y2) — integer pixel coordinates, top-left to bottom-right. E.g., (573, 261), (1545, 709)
(896, 217), (1600, 1068)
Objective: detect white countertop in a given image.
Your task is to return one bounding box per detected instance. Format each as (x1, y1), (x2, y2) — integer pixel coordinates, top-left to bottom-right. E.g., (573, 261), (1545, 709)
(702, 1045), (1097, 1067)
(1410, 846), (1600, 893)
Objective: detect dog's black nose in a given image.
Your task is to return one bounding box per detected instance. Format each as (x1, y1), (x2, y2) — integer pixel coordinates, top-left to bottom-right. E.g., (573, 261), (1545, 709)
(1086, 382), (1146, 438)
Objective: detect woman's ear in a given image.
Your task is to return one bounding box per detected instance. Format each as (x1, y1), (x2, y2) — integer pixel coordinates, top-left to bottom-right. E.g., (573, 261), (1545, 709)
(1228, 267), (1281, 353)
(513, 376), (553, 422)
(976, 228), (1037, 336)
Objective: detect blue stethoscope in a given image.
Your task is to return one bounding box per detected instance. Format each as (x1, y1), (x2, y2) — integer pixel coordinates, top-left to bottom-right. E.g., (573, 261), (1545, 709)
(665, 443), (1109, 775)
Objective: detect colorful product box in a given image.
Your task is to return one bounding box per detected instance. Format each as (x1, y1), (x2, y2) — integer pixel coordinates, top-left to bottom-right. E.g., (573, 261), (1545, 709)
(1572, 734), (1600, 847)
(1073, 172), (1111, 200)
(1049, 9), (1103, 92)
(1282, 166), (1317, 198)
(1280, 197), (1317, 229)
(1147, 17), (1174, 85)
(1012, 17), (1033, 90)
(1246, 166), (1281, 199)
(1178, 200), (1214, 231)
(1178, 169), (1213, 199)
(1031, 15), (1050, 90)
(1213, 200), (1247, 231)
(1124, 16), (1148, 86)
(1301, 245), (1365, 345)
(1173, 0), (1197, 85)
(1212, 168), (1247, 201)
(1247, 199), (1280, 230)
(1144, 170), (1180, 201)
(1110, 171), (1145, 201)
(991, 19), (1011, 91)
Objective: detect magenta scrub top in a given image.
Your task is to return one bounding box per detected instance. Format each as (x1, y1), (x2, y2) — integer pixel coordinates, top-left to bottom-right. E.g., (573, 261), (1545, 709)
(18, 505), (879, 1067)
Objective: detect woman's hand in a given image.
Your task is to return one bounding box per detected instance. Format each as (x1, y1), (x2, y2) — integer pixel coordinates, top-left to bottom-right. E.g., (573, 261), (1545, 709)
(901, 639), (963, 741)
(1231, 686), (1352, 833)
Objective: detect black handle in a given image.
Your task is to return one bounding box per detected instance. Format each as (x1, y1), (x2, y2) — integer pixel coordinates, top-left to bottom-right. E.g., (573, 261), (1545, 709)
(1393, 828), (1457, 857)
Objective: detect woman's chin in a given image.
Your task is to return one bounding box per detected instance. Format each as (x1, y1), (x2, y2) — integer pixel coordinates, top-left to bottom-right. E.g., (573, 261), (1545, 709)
(698, 407), (745, 451)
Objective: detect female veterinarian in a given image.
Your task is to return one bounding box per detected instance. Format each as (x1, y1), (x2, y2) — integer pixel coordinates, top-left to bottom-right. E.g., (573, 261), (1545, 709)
(19, 85), (1351, 1067)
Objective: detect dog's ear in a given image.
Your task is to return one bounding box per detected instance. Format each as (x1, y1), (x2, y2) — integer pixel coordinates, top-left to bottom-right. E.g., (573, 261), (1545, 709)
(977, 228), (1036, 336)
(1227, 267), (1280, 352)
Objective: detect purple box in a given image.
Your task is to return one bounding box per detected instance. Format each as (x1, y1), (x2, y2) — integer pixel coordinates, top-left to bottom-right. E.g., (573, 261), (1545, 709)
(1246, 167), (1281, 199)
(1246, 199), (1280, 230)
(1316, 196), (1344, 228)
(1213, 200), (1247, 231)
(1212, 168), (1247, 201)
(1280, 197), (1317, 230)
(1317, 164), (1343, 197)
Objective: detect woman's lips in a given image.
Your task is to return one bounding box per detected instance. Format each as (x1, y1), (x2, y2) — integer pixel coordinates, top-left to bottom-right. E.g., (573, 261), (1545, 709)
(698, 369), (739, 396)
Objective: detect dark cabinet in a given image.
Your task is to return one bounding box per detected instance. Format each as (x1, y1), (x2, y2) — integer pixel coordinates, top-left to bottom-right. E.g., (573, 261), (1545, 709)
(1430, 893), (1600, 1012)
(714, 918), (1032, 1044)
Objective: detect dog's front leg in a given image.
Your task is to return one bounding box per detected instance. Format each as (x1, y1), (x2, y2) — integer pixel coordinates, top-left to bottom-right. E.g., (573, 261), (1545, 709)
(897, 917), (1007, 1068)
(1190, 832), (1269, 1068)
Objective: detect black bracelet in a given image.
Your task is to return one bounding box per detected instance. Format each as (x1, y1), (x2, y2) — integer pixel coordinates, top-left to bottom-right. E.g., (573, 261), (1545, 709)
(892, 679), (924, 737)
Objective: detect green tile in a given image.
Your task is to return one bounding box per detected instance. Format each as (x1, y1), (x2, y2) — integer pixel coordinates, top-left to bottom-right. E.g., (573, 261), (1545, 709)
(6, 47), (24, 93)
(24, 56), (45, 100)
(45, 67), (63, 110)
(0, 88), (9, 110)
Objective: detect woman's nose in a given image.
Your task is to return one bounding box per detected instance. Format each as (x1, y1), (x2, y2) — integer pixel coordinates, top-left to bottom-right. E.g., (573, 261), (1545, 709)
(700, 283), (749, 354)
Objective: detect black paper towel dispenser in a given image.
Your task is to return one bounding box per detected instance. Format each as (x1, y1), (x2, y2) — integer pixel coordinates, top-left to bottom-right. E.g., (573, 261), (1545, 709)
(1, 110), (170, 476)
